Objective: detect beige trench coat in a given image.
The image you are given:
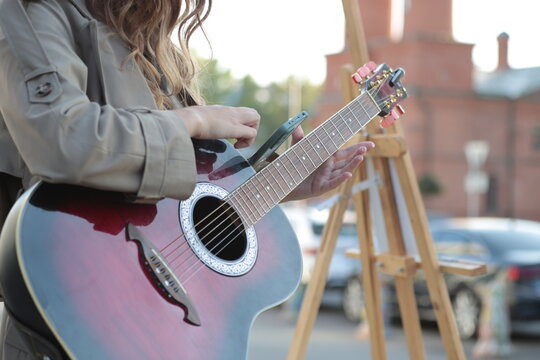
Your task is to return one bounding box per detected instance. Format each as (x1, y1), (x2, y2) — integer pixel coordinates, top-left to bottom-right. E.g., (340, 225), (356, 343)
(0, 1), (201, 357)
(0, 0), (197, 211)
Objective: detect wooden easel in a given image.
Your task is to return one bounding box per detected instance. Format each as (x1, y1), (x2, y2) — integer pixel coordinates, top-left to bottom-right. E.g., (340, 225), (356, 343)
(286, 1), (486, 359)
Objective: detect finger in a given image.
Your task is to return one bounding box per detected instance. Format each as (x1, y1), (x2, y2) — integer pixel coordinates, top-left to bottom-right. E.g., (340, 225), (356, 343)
(291, 126), (304, 146)
(334, 155), (364, 176)
(237, 107), (261, 129)
(318, 172), (353, 193)
(333, 141), (374, 162)
(233, 126), (258, 148)
(332, 154), (364, 172)
(359, 141), (376, 150)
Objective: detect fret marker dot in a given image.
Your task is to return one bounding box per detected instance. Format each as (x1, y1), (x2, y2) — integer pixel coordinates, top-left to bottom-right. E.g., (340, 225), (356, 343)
(256, 194), (260, 199)
(348, 118), (352, 122)
(302, 156), (306, 160)
(332, 132), (335, 136)
(316, 144), (320, 148)
(290, 182), (293, 186)
(266, 186), (270, 190)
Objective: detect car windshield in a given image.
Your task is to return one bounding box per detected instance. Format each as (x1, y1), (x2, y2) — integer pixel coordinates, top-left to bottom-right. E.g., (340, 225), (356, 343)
(312, 223), (357, 236)
(477, 229), (540, 256)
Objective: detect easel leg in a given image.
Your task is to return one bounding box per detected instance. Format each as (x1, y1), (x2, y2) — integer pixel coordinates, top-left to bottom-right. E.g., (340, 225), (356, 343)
(287, 183), (350, 360)
(351, 167), (387, 360)
(375, 156), (426, 360)
(392, 134), (466, 360)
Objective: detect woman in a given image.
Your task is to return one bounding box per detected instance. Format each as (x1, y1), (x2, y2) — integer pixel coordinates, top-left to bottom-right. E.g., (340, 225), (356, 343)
(0, 0), (377, 358)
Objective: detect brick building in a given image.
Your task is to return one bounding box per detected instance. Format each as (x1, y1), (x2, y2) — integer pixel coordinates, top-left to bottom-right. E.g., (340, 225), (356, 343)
(314, 0), (540, 221)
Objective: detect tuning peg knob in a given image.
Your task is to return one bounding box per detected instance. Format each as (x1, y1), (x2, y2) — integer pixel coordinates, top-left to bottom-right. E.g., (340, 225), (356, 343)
(358, 65), (371, 78)
(380, 106), (404, 128)
(351, 62), (380, 84)
(366, 61), (378, 72)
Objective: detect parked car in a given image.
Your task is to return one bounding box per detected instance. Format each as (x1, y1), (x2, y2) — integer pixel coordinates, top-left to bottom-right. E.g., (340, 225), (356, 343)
(308, 220), (364, 321)
(281, 205), (363, 321)
(388, 217), (540, 339)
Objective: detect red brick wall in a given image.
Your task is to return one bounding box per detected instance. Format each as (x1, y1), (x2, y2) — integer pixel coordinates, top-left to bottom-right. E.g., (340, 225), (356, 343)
(312, 0), (540, 221)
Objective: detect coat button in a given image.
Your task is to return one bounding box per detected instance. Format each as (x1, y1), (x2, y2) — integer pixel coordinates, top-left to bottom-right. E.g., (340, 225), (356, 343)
(35, 82), (53, 97)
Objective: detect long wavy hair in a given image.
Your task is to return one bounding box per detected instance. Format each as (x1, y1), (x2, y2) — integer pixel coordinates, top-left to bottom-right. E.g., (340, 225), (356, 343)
(86, 0), (211, 109)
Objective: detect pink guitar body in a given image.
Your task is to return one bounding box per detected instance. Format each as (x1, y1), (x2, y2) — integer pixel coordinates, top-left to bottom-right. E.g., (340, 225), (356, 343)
(0, 139), (302, 359)
(0, 62), (407, 359)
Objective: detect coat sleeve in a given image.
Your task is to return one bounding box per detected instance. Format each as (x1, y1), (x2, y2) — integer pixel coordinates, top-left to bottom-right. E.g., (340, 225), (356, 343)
(0, 0), (196, 200)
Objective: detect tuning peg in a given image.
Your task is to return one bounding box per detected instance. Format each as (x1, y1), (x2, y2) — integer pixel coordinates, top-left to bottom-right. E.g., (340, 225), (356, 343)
(351, 62), (379, 84)
(351, 65), (371, 83)
(351, 72), (362, 84)
(358, 65), (371, 78)
(366, 61), (378, 72)
(380, 116), (394, 128)
(380, 105), (405, 128)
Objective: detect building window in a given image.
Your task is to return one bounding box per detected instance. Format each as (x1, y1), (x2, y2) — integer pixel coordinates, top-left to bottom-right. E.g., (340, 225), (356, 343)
(533, 125), (540, 151)
(486, 174), (498, 213)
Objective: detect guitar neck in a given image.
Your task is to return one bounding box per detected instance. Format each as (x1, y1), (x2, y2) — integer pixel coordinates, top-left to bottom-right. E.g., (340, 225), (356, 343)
(228, 91), (380, 227)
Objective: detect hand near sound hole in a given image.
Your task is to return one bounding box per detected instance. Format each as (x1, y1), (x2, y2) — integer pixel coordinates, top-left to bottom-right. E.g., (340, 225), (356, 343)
(283, 126), (375, 202)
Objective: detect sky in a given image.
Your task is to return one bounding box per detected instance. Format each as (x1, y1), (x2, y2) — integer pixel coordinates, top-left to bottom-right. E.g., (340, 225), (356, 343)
(190, 0), (540, 86)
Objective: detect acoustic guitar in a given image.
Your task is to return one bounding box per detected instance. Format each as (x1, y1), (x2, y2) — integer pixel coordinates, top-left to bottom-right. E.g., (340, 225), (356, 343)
(0, 63), (407, 359)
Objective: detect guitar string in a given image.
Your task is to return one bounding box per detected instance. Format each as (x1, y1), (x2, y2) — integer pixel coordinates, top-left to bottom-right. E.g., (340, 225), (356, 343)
(172, 93), (393, 282)
(179, 87), (393, 284)
(176, 106), (375, 279)
(161, 86), (394, 275)
(160, 89), (379, 261)
(165, 89), (393, 277)
(163, 91), (382, 269)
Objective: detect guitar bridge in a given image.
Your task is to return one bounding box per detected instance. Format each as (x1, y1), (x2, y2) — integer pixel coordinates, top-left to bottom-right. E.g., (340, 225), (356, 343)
(126, 223), (201, 326)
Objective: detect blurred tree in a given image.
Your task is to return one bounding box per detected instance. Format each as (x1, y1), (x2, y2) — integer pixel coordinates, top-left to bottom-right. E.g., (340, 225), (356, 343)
(418, 173), (443, 197)
(197, 57), (322, 148)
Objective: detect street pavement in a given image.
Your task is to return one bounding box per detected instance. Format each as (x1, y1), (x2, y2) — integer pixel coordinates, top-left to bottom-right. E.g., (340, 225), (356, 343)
(248, 306), (540, 360)
(1, 303), (538, 359)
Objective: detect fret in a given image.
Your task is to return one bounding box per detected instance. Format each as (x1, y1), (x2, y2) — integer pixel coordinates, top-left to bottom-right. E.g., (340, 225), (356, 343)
(273, 160), (294, 191)
(348, 104), (363, 128)
(365, 100), (380, 119)
(298, 138), (318, 169)
(311, 130), (331, 158)
(258, 170), (281, 203)
(357, 98), (371, 120)
(252, 174), (274, 209)
(241, 183), (266, 219)
(265, 165), (287, 197)
(332, 116), (348, 142)
(290, 147), (311, 176)
(229, 192), (255, 226)
(339, 111), (355, 135)
(265, 178), (281, 202)
(343, 106), (363, 132)
(281, 153), (303, 186)
(250, 181), (271, 216)
(252, 176), (274, 212)
(320, 123), (339, 152)
(306, 135), (325, 163)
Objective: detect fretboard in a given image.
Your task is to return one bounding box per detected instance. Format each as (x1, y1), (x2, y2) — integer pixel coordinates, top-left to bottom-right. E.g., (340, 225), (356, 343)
(228, 91), (380, 227)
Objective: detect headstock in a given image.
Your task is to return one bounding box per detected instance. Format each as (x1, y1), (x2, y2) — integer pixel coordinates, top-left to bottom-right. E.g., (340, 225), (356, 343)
(352, 62), (408, 128)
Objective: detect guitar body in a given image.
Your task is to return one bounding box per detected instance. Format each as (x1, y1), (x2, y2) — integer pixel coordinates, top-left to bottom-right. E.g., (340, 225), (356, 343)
(0, 139), (302, 359)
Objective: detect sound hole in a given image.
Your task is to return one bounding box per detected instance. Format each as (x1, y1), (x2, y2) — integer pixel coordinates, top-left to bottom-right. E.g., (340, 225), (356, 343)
(192, 196), (247, 261)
